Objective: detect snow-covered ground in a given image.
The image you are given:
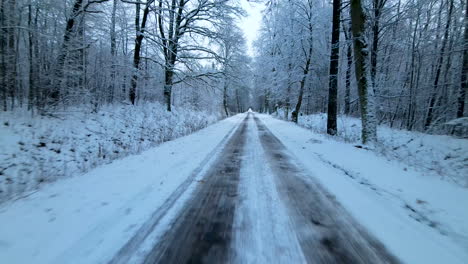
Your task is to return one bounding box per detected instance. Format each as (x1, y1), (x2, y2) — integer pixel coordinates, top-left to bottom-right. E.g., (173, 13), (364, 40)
(0, 114), (245, 264)
(262, 114), (468, 263)
(0, 112), (467, 264)
(0, 103), (221, 203)
(288, 112), (468, 187)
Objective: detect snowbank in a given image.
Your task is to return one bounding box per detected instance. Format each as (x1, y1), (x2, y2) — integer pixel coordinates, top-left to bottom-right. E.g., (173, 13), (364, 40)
(279, 112), (468, 187)
(0, 103), (221, 203)
(0, 114), (245, 264)
(262, 114), (468, 263)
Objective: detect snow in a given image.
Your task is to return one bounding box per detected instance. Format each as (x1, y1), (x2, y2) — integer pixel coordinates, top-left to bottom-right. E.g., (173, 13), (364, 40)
(1, 111), (467, 263)
(0, 103), (221, 203)
(289, 112), (468, 187)
(260, 114), (468, 264)
(445, 117), (468, 126)
(0, 114), (245, 264)
(233, 114), (306, 263)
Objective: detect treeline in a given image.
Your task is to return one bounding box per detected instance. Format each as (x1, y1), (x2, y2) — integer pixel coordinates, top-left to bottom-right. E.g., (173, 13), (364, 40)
(0, 0), (251, 115)
(252, 0), (467, 142)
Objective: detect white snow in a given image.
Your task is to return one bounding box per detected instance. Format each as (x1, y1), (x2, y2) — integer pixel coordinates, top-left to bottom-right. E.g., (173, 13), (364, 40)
(292, 112), (468, 187)
(0, 103), (221, 203)
(0, 114), (245, 264)
(233, 115), (306, 263)
(1, 112), (467, 264)
(260, 114), (468, 264)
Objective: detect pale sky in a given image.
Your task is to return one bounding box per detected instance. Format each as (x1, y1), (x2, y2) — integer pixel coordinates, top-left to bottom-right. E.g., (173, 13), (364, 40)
(239, 0), (264, 57)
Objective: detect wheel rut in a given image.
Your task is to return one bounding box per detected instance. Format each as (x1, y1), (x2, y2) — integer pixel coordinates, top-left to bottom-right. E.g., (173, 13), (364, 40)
(118, 113), (401, 264)
(253, 115), (400, 264)
(142, 113), (250, 263)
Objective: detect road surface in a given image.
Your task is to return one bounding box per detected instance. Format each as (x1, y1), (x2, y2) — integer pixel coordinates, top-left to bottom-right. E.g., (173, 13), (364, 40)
(110, 112), (399, 264)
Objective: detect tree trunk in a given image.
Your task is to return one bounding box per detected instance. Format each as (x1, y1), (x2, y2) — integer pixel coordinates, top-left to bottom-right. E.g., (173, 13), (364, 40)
(163, 65), (174, 111)
(5, 0), (17, 110)
(285, 63), (292, 119)
(130, 2), (147, 105)
(1, 0), (8, 111)
(130, 1), (152, 105)
(264, 86), (270, 113)
(109, 0), (117, 104)
(223, 82), (229, 116)
(350, 0), (377, 144)
(51, 0), (84, 106)
(160, 0), (185, 112)
(327, 0), (341, 135)
(370, 0), (385, 91)
(344, 22), (353, 115)
(425, 0), (454, 129)
(28, 1), (35, 112)
(406, 11), (420, 130)
(292, 18), (313, 124)
(457, 0), (468, 118)
(438, 25), (455, 122)
(292, 46), (312, 123)
(236, 88), (241, 113)
(78, 16), (86, 95)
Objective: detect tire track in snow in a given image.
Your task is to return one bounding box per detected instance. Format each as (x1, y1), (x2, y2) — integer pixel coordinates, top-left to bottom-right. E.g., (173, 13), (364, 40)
(108, 115), (245, 264)
(231, 114), (306, 263)
(254, 115), (400, 264)
(141, 113), (250, 263)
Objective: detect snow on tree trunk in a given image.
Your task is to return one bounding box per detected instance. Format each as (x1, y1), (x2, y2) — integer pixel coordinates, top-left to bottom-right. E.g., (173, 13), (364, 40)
(350, 0), (377, 144)
(292, 51), (311, 123)
(292, 7), (313, 124)
(51, 0), (84, 106)
(108, 0), (118, 104)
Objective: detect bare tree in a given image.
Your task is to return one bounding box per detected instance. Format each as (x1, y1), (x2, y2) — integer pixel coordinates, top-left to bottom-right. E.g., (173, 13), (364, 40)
(129, 0), (153, 105)
(0, 0), (247, 115)
(108, 0), (118, 103)
(292, 0), (314, 123)
(217, 22), (245, 116)
(370, 0), (387, 91)
(51, 0), (85, 104)
(156, 0), (241, 111)
(425, 0), (454, 129)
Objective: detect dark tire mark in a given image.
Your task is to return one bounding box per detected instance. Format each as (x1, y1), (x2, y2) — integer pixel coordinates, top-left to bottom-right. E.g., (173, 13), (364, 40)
(108, 117), (243, 264)
(142, 114), (250, 264)
(253, 115), (400, 264)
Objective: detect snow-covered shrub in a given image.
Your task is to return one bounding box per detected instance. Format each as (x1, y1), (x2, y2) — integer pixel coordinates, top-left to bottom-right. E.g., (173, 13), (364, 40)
(0, 103), (221, 203)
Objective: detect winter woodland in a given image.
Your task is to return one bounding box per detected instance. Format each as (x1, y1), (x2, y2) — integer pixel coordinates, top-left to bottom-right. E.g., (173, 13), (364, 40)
(252, 0), (467, 141)
(0, 0), (467, 199)
(0, 0), (251, 114)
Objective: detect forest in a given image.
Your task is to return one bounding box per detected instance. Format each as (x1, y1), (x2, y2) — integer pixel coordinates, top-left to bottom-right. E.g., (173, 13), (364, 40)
(1, 0), (467, 141)
(1, 1), (468, 263)
(252, 0), (467, 142)
(0, 0), (251, 116)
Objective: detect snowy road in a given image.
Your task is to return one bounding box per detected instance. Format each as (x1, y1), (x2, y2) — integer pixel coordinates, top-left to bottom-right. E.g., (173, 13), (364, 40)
(111, 113), (398, 263)
(1, 112), (467, 264)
